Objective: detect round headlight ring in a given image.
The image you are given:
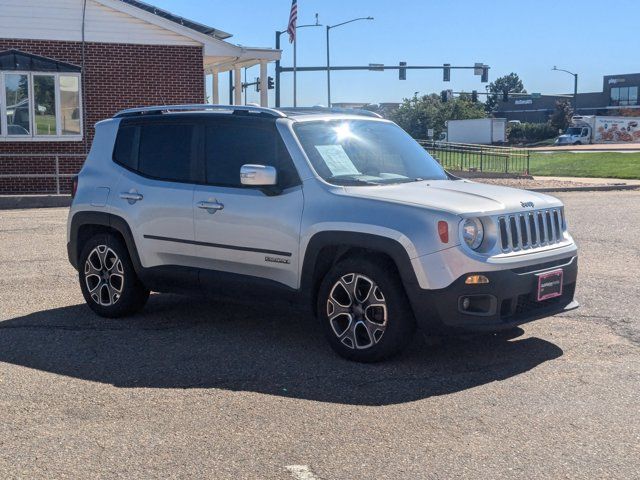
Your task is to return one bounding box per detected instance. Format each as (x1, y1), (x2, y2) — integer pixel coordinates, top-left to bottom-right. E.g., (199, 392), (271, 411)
(462, 218), (484, 250)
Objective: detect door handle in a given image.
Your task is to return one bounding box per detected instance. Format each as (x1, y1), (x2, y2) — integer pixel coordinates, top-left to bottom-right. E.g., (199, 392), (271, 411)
(120, 192), (143, 203)
(197, 200), (224, 213)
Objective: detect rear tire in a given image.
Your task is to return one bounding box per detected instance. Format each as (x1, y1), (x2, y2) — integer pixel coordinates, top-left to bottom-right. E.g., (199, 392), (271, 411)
(78, 233), (149, 318)
(317, 256), (416, 362)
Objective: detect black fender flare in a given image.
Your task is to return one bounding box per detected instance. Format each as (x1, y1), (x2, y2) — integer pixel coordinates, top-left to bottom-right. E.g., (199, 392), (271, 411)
(68, 211), (142, 273)
(299, 231), (420, 304)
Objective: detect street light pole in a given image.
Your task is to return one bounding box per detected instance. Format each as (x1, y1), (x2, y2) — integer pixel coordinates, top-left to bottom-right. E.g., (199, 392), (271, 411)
(552, 66), (579, 112)
(326, 16), (374, 107)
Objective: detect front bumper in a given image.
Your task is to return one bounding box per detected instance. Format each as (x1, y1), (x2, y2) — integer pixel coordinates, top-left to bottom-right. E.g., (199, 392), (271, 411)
(406, 255), (578, 333)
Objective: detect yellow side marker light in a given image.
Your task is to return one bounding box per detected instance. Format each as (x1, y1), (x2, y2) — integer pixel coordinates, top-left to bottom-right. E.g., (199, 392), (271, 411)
(465, 275), (490, 285)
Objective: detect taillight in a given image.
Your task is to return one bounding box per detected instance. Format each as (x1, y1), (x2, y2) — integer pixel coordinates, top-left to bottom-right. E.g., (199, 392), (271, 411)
(438, 221), (449, 243)
(71, 176), (79, 199)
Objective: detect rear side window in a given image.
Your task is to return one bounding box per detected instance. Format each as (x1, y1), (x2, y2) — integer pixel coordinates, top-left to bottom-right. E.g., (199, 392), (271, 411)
(137, 123), (196, 183)
(205, 121), (299, 189)
(113, 125), (138, 170)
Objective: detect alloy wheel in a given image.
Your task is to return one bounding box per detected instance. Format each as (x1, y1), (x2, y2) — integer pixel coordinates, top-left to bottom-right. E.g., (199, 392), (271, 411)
(326, 273), (388, 350)
(84, 245), (125, 306)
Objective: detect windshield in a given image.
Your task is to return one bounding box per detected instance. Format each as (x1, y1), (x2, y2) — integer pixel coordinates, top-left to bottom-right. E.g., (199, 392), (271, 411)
(293, 120), (448, 186)
(566, 127), (582, 135)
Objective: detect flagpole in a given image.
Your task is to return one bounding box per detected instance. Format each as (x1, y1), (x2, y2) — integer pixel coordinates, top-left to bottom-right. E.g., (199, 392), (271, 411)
(293, 37), (297, 107)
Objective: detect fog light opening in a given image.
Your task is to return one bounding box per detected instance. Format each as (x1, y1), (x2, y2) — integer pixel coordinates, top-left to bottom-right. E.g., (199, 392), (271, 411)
(461, 297), (471, 310)
(465, 274), (490, 285)
(458, 294), (497, 316)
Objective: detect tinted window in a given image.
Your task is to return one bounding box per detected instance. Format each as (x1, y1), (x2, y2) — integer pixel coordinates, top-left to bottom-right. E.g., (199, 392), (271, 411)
(205, 121), (298, 188)
(113, 125), (138, 170)
(138, 123), (195, 182)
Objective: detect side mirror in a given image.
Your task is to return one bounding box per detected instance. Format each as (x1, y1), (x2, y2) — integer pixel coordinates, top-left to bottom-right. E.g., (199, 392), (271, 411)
(240, 164), (277, 187)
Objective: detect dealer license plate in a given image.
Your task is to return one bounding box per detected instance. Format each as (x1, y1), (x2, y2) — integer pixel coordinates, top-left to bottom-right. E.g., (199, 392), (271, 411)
(537, 269), (563, 301)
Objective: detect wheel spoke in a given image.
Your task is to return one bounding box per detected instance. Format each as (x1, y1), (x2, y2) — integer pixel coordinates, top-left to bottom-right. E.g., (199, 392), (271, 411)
(363, 317), (384, 344)
(86, 274), (102, 293)
(353, 320), (374, 349)
(364, 304), (388, 326)
(354, 275), (373, 303)
(327, 299), (350, 320)
(99, 283), (111, 305)
(338, 318), (356, 349)
(329, 280), (352, 308)
(330, 313), (353, 341)
(109, 273), (124, 293)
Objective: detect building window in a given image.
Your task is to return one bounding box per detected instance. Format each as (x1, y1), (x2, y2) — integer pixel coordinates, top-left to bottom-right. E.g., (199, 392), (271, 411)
(1, 71), (82, 141)
(611, 86), (639, 106)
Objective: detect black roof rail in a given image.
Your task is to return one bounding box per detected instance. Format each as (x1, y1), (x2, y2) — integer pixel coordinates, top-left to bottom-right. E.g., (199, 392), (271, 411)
(113, 104), (287, 119)
(278, 107), (383, 118)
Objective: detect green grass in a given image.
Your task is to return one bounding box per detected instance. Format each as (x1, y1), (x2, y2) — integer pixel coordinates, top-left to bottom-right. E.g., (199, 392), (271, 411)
(35, 114), (56, 135)
(529, 152), (640, 179)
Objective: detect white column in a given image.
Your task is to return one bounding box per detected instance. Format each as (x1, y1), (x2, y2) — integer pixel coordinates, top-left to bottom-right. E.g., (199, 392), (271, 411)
(234, 67), (242, 105)
(259, 61), (268, 107)
(211, 70), (219, 104)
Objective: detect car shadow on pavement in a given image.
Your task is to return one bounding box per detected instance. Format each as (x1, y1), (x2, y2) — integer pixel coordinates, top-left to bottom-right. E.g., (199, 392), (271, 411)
(0, 294), (563, 406)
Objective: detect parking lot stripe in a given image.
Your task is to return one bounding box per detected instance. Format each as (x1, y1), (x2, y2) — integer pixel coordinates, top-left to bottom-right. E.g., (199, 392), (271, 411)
(285, 465), (319, 480)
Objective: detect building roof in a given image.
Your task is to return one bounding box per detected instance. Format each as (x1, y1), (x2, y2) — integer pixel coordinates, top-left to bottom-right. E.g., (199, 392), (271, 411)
(119, 0), (232, 40)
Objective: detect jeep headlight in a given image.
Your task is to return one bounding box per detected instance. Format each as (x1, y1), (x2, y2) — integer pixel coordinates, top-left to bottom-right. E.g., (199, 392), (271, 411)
(462, 218), (484, 250)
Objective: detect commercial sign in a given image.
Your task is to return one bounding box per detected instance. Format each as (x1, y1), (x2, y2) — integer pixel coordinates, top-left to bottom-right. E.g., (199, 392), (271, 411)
(594, 117), (640, 143)
(515, 99), (533, 105)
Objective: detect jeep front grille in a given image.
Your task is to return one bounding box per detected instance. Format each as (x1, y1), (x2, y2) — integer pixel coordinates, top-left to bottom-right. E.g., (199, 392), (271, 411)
(498, 208), (565, 252)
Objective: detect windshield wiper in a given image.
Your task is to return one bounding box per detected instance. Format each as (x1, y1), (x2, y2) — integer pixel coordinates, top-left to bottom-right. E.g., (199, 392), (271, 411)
(326, 175), (380, 186)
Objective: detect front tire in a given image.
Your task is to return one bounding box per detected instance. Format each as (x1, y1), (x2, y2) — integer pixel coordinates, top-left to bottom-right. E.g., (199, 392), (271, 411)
(317, 257), (416, 362)
(79, 233), (149, 318)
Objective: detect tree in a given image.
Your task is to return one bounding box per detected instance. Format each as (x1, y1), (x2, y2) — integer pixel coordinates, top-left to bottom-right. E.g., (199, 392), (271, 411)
(391, 93), (486, 139)
(485, 73), (526, 113)
(549, 99), (573, 132)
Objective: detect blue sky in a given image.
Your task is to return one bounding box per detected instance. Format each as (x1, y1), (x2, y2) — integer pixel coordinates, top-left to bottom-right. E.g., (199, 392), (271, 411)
(151, 0), (640, 106)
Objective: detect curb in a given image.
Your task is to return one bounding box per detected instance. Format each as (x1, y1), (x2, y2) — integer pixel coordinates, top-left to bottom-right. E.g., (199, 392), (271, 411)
(0, 195), (72, 210)
(531, 184), (640, 193)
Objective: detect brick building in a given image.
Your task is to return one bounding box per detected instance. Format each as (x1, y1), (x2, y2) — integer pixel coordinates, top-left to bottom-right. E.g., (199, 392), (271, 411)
(0, 0), (280, 195)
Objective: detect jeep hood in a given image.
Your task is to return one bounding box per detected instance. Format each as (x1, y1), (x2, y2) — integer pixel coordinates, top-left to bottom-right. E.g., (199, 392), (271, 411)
(342, 179), (562, 215)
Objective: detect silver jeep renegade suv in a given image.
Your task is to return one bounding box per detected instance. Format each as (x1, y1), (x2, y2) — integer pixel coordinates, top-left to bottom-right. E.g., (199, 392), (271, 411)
(67, 105), (578, 362)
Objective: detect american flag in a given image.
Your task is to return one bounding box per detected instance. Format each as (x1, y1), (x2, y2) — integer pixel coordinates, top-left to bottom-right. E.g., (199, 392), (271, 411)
(287, 0), (298, 43)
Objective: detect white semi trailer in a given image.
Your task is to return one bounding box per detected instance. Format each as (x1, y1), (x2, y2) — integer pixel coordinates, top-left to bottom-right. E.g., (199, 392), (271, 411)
(444, 118), (507, 145)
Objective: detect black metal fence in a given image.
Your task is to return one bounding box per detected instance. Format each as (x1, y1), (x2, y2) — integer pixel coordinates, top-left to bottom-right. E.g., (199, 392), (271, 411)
(419, 141), (530, 175)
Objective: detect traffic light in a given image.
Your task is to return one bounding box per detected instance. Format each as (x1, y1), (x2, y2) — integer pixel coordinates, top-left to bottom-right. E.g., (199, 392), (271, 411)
(443, 63), (451, 82)
(399, 62), (407, 80)
(267, 76), (274, 90)
(255, 77), (260, 92)
(502, 90), (509, 102)
(441, 90), (452, 102)
(481, 66), (489, 83)
(472, 90), (478, 102)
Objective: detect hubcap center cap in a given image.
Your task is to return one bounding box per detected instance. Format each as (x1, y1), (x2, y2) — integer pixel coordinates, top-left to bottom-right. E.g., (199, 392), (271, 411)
(352, 304), (364, 317)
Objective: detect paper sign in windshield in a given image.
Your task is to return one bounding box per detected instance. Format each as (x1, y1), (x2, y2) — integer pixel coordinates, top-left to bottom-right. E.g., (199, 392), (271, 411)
(315, 145), (359, 177)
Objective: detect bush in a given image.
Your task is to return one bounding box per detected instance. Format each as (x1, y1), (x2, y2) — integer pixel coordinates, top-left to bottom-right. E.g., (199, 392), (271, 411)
(508, 122), (558, 144)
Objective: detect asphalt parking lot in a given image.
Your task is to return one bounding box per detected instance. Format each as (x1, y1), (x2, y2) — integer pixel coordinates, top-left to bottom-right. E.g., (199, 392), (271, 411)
(0, 191), (638, 479)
